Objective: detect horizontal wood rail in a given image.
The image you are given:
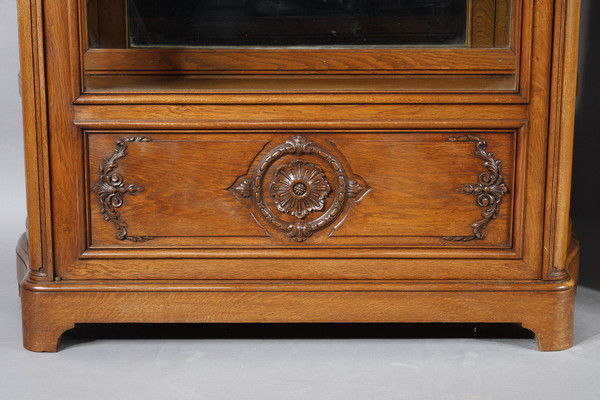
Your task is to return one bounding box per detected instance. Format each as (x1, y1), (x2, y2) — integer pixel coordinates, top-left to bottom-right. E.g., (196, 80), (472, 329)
(84, 48), (517, 74)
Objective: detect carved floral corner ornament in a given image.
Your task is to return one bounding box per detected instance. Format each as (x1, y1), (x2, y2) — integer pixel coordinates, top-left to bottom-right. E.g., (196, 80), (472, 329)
(443, 135), (509, 242)
(229, 135), (371, 242)
(92, 137), (154, 242)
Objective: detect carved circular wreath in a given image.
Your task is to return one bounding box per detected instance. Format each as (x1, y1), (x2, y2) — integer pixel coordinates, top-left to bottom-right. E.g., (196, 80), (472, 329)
(230, 136), (369, 242)
(270, 161), (331, 219)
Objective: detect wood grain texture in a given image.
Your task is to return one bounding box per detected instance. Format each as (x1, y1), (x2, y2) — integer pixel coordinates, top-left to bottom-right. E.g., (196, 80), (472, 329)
(57, 258), (534, 281)
(17, 0), (52, 281)
(86, 0), (128, 49)
(17, 233), (579, 352)
(19, 234), (578, 353)
(494, 0), (511, 47)
(15, 0), (580, 351)
(520, 0), (555, 281)
(471, 0), (496, 47)
(21, 287), (577, 352)
(543, 0), (581, 279)
(470, 0), (513, 49)
(21, 287), (576, 352)
(84, 48), (516, 74)
(43, 0), (84, 280)
(73, 104), (529, 129)
(86, 132), (515, 247)
(95, 0), (126, 48)
(80, 74), (521, 105)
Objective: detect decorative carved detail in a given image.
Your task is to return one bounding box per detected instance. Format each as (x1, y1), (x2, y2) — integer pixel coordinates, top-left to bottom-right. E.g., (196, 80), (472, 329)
(270, 160), (331, 219)
(230, 136), (370, 242)
(233, 179), (252, 199)
(347, 180), (364, 198)
(443, 135), (509, 242)
(92, 137), (154, 242)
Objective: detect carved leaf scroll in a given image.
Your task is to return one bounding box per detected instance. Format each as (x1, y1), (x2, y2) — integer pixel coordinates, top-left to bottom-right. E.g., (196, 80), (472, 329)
(92, 137), (154, 242)
(443, 135), (509, 242)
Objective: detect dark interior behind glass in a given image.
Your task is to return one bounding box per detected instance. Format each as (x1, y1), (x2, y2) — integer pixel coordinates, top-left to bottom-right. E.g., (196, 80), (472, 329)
(89, 0), (470, 48)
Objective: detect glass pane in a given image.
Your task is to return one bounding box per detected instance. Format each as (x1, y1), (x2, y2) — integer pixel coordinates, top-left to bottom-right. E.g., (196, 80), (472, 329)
(129, 0), (467, 47)
(88, 0), (512, 49)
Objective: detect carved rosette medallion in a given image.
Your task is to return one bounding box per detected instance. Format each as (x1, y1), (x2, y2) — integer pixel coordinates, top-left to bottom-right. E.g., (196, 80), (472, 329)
(230, 136), (371, 242)
(270, 161), (331, 218)
(92, 137), (154, 242)
(443, 135), (509, 242)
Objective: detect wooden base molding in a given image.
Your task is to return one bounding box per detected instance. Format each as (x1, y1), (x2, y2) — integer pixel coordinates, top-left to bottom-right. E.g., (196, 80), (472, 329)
(17, 233), (579, 352)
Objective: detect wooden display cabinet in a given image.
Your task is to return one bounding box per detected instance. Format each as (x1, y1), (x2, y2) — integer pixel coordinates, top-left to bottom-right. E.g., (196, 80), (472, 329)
(16, 0), (581, 351)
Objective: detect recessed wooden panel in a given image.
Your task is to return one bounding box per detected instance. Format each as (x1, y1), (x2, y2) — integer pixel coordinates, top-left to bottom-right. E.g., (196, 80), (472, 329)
(329, 134), (514, 244)
(87, 131), (515, 249)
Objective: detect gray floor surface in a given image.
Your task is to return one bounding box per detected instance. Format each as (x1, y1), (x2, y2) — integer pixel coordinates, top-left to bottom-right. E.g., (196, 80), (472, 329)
(1, 0), (599, 398)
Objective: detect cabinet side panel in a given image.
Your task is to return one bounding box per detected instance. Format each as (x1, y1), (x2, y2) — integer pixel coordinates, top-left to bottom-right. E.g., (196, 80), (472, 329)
(544, 0), (581, 279)
(17, 0), (52, 280)
(43, 0), (84, 279)
(520, 0), (555, 279)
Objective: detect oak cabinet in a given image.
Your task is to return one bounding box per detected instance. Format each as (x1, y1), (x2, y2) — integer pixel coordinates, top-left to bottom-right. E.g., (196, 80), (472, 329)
(16, 0), (580, 351)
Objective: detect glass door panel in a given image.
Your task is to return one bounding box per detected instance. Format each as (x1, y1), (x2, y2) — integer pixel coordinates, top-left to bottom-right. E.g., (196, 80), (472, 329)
(87, 0), (511, 49)
(83, 0), (518, 93)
